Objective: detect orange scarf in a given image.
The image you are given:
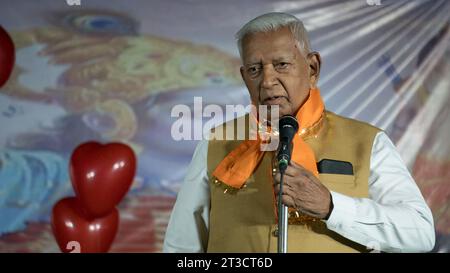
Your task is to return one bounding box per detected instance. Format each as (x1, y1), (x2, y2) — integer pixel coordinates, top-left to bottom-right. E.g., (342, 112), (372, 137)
(212, 88), (324, 189)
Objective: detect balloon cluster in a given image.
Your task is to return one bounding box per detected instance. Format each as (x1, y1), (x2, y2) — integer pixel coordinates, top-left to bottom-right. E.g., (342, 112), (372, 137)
(51, 142), (136, 253)
(0, 25), (15, 88)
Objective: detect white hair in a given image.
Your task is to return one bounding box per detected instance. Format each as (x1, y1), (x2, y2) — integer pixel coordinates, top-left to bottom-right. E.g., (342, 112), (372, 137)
(235, 12), (311, 60)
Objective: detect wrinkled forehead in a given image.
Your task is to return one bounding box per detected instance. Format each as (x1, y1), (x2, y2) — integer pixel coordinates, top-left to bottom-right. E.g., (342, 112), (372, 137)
(241, 28), (300, 63)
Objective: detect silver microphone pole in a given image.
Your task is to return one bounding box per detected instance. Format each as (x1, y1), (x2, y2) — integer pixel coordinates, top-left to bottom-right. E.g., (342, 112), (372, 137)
(278, 171), (288, 253)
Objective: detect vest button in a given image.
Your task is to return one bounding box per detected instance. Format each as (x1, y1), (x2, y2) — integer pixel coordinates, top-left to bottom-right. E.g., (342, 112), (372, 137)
(272, 228), (279, 237)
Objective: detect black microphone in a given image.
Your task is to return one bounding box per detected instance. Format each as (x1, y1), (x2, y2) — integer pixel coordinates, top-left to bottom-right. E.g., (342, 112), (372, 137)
(277, 115), (299, 173)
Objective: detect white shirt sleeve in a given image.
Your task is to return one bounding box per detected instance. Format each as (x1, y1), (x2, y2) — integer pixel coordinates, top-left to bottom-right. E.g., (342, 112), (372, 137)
(163, 131), (436, 253)
(163, 139), (210, 253)
(325, 131), (435, 252)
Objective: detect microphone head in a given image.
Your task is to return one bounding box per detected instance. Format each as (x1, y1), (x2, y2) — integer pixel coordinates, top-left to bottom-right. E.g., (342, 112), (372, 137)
(277, 115), (299, 172)
(278, 115), (299, 142)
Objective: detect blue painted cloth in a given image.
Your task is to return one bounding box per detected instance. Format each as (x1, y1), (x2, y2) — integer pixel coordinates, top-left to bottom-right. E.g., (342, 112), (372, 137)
(0, 149), (72, 235)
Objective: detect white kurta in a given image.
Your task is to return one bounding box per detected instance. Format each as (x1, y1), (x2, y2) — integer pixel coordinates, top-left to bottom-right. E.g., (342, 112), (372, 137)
(163, 131), (435, 253)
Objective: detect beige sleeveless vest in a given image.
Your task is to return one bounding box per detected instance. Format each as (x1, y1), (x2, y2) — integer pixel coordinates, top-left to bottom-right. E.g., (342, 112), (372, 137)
(206, 111), (381, 252)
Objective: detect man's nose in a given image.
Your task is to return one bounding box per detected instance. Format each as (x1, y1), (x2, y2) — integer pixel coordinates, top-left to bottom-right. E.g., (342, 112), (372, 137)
(261, 65), (277, 89)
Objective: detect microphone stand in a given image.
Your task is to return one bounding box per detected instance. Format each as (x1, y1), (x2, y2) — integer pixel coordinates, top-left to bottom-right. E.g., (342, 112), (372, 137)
(277, 171), (288, 253)
(276, 114), (299, 253)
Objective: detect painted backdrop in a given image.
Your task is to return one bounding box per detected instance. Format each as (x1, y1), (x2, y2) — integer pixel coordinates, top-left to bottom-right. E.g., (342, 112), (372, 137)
(0, 0), (449, 252)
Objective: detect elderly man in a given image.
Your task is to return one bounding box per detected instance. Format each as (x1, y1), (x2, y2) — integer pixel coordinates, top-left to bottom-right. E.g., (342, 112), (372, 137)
(163, 12), (435, 253)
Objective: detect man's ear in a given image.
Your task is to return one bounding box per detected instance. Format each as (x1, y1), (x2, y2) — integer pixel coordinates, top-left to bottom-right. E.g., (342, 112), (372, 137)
(240, 65), (257, 104)
(307, 51), (321, 88)
(240, 66), (251, 91)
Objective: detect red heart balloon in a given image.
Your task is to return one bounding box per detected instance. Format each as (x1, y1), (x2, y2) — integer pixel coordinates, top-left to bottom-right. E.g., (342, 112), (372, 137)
(51, 197), (119, 253)
(0, 25), (15, 87)
(70, 142), (136, 218)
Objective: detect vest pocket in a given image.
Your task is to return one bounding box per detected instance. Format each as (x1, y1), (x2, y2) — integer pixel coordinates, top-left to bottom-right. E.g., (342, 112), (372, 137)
(318, 173), (356, 192)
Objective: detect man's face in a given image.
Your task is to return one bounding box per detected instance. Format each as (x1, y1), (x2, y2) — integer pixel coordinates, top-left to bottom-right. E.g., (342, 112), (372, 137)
(240, 27), (318, 119)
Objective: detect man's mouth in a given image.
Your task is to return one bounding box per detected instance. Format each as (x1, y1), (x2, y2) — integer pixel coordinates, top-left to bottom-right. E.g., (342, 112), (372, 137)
(263, 95), (286, 105)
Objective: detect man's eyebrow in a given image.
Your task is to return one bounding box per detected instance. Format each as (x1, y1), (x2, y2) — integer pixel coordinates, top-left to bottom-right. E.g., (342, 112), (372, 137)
(244, 55), (295, 66)
(244, 61), (261, 66)
(274, 55), (295, 61)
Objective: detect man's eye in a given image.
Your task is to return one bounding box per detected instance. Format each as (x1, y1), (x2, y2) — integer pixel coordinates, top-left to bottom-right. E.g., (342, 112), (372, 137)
(276, 62), (289, 69)
(247, 66), (260, 75)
